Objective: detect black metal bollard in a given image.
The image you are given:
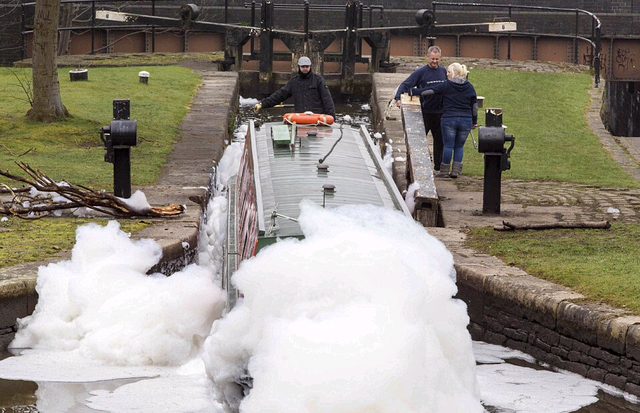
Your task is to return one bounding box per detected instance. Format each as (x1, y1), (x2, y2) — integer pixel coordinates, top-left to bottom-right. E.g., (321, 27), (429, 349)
(100, 99), (138, 198)
(477, 109), (515, 214)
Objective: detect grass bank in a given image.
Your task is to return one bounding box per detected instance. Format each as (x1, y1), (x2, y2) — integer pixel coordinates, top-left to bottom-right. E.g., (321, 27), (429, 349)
(466, 223), (640, 313)
(461, 68), (638, 188)
(1, 64), (200, 187)
(0, 62), (201, 267)
(457, 67), (640, 314)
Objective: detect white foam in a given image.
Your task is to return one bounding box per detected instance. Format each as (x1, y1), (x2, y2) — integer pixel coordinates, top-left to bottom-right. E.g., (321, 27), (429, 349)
(10, 221), (226, 366)
(0, 126), (631, 413)
(202, 200), (483, 413)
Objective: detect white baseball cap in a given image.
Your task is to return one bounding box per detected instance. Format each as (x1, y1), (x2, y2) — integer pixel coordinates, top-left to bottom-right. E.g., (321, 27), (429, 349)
(298, 56), (312, 66)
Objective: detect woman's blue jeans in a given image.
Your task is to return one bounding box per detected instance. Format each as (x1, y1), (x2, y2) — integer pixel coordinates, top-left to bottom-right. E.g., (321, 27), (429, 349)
(440, 116), (472, 164)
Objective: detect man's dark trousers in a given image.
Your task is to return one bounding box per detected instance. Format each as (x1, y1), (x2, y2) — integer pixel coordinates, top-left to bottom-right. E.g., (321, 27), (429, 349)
(422, 111), (443, 170)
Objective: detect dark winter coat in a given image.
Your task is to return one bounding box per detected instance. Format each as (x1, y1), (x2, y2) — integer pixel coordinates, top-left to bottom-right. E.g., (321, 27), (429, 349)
(394, 65), (447, 114)
(261, 71), (336, 118)
(414, 79), (478, 124)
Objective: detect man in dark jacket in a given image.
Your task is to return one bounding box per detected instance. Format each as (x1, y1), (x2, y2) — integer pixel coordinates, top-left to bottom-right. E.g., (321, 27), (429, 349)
(254, 56), (336, 118)
(394, 46), (447, 170)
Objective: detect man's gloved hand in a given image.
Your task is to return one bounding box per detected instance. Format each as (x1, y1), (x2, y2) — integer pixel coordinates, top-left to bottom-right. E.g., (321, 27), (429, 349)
(254, 103), (262, 114)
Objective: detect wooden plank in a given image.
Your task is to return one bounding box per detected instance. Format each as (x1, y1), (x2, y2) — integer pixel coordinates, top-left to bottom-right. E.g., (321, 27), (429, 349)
(401, 101), (440, 227)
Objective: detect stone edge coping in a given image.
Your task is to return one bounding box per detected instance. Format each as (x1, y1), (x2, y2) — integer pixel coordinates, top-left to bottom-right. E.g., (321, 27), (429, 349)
(429, 226), (640, 363)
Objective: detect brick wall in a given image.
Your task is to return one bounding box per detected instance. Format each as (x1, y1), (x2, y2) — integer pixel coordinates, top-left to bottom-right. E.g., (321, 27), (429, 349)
(2, 0), (638, 65)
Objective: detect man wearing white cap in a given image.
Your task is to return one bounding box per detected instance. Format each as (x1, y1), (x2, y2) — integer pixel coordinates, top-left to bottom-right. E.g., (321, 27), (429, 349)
(254, 56), (336, 118)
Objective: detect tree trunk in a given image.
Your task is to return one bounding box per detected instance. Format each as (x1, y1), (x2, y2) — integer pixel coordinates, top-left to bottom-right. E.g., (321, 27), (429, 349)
(57, 3), (74, 56)
(28, 0), (69, 122)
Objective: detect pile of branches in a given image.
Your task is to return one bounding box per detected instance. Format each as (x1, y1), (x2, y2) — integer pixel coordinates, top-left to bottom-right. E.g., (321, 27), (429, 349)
(0, 162), (184, 219)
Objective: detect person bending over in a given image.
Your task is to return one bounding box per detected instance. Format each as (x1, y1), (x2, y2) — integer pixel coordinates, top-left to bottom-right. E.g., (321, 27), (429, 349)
(254, 56), (336, 118)
(394, 46), (447, 170)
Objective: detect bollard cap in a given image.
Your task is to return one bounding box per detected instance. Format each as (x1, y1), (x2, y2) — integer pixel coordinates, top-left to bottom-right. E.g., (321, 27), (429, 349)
(138, 71), (150, 78)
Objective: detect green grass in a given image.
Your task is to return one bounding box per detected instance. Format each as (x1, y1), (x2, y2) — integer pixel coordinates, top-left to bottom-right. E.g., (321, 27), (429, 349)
(0, 65), (200, 188)
(465, 223), (640, 313)
(0, 63), (201, 268)
(461, 69), (639, 188)
(458, 68), (640, 314)
(0, 218), (151, 267)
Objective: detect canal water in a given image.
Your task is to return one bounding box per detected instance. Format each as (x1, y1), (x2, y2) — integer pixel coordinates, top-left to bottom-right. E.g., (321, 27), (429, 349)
(1, 100), (639, 413)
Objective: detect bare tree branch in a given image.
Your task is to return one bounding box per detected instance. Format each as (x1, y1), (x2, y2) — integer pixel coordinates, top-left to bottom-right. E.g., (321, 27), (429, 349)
(494, 220), (611, 231)
(5, 68), (34, 107)
(0, 162), (184, 219)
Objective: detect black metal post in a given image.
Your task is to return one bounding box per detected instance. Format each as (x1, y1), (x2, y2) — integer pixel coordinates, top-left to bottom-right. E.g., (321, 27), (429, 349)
(250, 0), (256, 55)
(113, 100), (132, 198)
(594, 25), (601, 87)
(113, 147), (132, 198)
(20, 4), (25, 60)
(341, 1), (357, 94)
(574, 10), (579, 64)
(484, 112), (502, 214)
(482, 155), (502, 214)
(151, 0), (156, 53)
(259, 0), (274, 95)
(357, 2), (363, 58)
(507, 6), (512, 60)
(304, 0), (309, 35)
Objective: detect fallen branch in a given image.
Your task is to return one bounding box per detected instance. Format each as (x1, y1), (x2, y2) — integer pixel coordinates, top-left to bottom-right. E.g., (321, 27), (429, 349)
(494, 220), (611, 231)
(2, 141), (36, 157)
(0, 162), (184, 219)
(0, 184), (30, 194)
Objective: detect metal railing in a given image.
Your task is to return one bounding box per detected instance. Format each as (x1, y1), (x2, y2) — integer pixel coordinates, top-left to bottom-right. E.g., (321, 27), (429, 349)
(20, 0), (602, 86)
(20, 0), (163, 58)
(432, 2), (602, 86)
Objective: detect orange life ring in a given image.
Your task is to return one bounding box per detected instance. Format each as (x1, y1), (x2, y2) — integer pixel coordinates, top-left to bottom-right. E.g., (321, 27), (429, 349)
(283, 112), (334, 125)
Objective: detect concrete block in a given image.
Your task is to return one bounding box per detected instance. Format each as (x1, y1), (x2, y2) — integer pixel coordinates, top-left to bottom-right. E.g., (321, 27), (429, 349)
(503, 327), (528, 342)
(590, 346), (621, 365)
(533, 337), (552, 353)
(0, 293), (35, 328)
(533, 324), (560, 347)
(626, 323), (640, 362)
(560, 360), (590, 377)
(597, 315), (640, 355)
(625, 382), (640, 398)
(586, 366), (607, 382)
(604, 373), (628, 390)
(483, 330), (506, 346)
(455, 266), (486, 320)
(557, 301), (619, 346)
(551, 345), (569, 359)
